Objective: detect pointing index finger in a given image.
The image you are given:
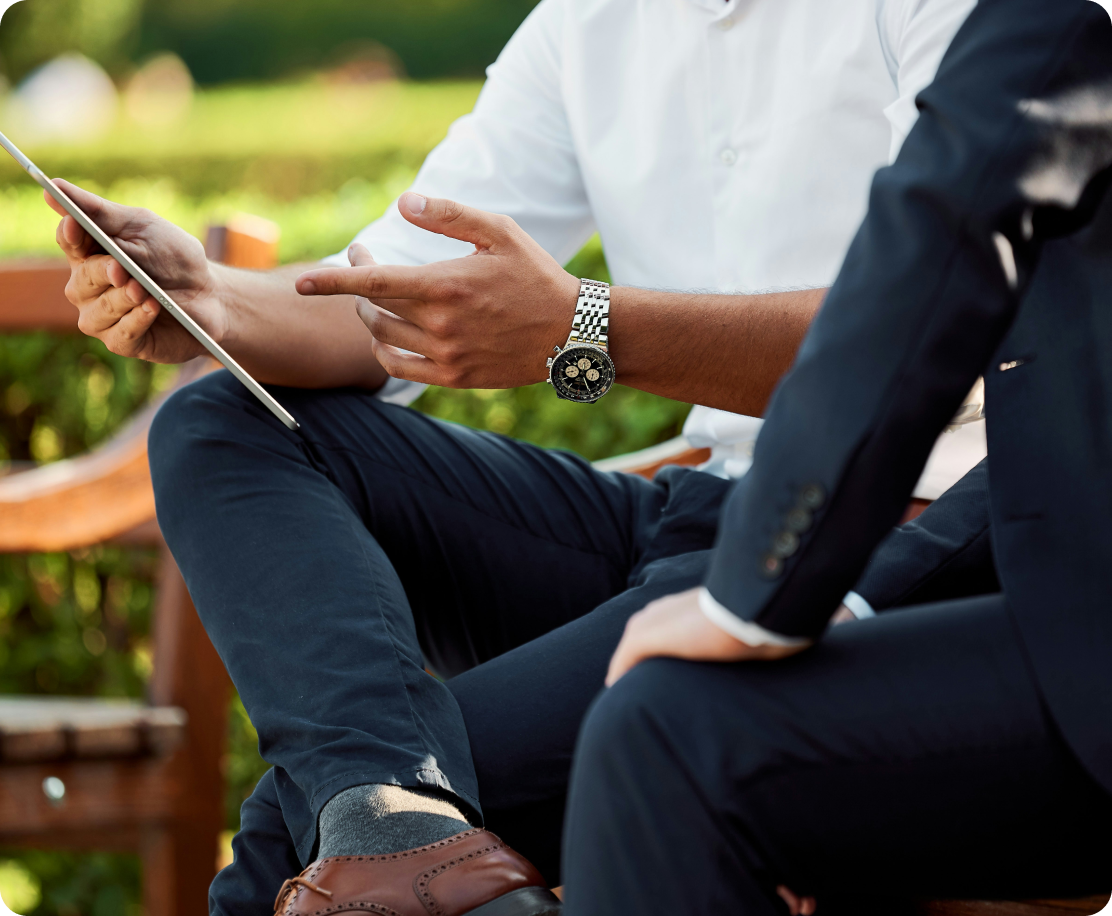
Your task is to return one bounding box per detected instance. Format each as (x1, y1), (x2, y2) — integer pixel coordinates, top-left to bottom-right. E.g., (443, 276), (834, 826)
(296, 263), (437, 301)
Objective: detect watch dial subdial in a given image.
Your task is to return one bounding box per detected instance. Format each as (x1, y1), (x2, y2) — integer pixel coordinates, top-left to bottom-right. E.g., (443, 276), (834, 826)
(549, 345), (615, 402)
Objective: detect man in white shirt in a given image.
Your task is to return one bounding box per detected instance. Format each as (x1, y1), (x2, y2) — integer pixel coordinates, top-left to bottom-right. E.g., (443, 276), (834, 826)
(50, 0), (979, 910)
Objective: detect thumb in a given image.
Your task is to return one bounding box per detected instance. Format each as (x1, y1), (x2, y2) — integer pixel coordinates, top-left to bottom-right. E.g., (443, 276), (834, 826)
(398, 192), (515, 250)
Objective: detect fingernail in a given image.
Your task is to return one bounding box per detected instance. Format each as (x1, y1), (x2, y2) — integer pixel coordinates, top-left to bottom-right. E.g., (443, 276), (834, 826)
(142, 302), (154, 314)
(348, 245), (357, 264)
(403, 192), (426, 216)
(300, 279), (317, 294)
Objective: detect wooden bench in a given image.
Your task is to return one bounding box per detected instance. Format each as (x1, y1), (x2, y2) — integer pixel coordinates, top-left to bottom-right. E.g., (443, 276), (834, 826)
(0, 217), (278, 916)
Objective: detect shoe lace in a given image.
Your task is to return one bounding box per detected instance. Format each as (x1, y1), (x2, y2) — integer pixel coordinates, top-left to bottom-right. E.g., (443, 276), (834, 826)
(274, 875), (334, 913)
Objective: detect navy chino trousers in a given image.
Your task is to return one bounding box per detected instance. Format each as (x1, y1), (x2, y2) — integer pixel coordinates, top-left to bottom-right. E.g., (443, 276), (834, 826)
(148, 370), (731, 913)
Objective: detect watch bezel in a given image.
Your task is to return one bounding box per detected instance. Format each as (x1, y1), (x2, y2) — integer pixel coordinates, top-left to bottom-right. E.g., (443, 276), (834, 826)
(547, 343), (616, 403)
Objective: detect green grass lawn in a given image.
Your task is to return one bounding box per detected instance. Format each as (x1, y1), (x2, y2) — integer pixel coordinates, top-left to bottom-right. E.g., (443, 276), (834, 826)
(0, 77), (691, 916)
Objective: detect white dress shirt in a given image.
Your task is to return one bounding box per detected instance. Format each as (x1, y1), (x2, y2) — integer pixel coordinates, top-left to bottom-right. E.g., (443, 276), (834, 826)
(323, 0), (982, 643)
(330, 0), (982, 498)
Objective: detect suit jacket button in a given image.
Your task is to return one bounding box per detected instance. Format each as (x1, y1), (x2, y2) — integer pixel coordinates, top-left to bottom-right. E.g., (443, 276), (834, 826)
(771, 531), (799, 557)
(785, 507), (812, 533)
(759, 554), (784, 579)
(799, 484), (826, 510)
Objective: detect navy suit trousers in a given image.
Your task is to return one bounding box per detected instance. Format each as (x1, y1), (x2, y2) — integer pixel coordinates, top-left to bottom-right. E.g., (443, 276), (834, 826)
(562, 594), (1112, 916)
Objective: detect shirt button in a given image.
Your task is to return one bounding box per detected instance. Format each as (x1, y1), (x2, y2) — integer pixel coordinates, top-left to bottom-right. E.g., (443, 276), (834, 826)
(720, 148), (738, 167)
(718, 15), (735, 30)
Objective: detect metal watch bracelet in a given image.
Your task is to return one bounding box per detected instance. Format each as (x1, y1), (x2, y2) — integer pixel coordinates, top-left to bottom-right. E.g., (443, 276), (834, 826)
(569, 278), (610, 349)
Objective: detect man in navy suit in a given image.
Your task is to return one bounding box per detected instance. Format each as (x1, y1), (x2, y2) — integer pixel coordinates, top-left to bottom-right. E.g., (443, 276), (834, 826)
(561, 0), (1112, 912)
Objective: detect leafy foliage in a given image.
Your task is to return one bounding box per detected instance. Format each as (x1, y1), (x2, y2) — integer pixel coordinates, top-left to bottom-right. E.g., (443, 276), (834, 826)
(0, 850), (141, 916)
(0, 0), (144, 83)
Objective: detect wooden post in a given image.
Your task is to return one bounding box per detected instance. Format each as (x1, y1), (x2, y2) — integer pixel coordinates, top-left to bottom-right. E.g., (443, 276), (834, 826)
(148, 548), (232, 916)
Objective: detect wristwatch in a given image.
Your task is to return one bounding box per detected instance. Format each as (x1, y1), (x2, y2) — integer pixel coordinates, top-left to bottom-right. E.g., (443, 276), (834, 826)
(546, 278), (617, 403)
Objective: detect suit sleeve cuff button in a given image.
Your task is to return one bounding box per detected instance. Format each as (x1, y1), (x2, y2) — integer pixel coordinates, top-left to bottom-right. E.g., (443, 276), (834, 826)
(799, 483), (826, 510)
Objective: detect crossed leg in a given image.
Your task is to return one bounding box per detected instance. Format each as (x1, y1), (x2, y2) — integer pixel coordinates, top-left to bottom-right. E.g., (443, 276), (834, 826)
(148, 370), (728, 913)
(561, 594), (1112, 915)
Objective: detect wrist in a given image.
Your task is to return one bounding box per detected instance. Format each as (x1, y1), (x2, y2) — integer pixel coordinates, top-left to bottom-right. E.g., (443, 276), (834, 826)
(547, 269), (582, 347)
(205, 262), (238, 348)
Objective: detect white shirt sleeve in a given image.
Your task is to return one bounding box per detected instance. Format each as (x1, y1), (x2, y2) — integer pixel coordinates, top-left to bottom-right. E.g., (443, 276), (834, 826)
(320, 0), (592, 406)
(878, 0), (979, 163)
(841, 590), (877, 620)
(698, 588), (813, 648)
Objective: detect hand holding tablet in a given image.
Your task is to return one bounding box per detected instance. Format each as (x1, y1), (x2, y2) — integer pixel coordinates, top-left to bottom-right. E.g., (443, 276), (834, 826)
(0, 128), (299, 431)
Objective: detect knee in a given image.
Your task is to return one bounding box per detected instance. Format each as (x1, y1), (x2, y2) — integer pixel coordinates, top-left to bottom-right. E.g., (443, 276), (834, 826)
(576, 659), (694, 781)
(148, 370), (266, 514)
(575, 659), (777, 801)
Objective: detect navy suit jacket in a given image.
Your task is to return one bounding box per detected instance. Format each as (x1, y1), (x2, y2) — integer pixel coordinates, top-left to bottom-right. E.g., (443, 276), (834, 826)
(705, 0), (1112, 793)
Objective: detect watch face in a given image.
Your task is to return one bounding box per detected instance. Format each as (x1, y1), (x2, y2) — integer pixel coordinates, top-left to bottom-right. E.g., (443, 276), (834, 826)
(549, 345), (615, 402)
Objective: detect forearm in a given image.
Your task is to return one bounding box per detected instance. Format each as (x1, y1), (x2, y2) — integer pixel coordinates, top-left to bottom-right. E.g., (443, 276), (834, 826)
(216, 263), (388, 390)
(608, 286), (826, 416)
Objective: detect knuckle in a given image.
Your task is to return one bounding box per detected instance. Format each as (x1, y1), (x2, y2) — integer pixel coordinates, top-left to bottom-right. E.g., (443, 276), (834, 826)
(383, 359), (405, 382)
(442, 367), (467, 388)
(64, 277), (81, 306)
(425, 312), (458, 339)
(436, 341), (465, 366)
(363, 310), (385, 336)
(107, 334), (134, 356)
(362, 275), (389, 299)
(440, 200), (466, 224)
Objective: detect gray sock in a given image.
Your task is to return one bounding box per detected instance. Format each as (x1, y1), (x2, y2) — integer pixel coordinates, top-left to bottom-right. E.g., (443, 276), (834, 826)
(317, 784), (472, 858)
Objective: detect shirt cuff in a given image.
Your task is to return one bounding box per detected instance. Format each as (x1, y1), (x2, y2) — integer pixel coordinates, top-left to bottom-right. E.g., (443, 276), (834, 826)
(841, 591), (877, 620)
(698, 588), (813, 648)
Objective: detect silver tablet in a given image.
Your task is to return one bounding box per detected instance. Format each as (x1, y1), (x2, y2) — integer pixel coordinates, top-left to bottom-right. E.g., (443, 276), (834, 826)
(0, 128), (299, 431)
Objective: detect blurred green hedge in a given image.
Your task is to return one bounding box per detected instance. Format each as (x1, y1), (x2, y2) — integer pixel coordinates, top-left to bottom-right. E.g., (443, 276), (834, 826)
(1, 0), (542, 86)
(137, 0), (543, 84)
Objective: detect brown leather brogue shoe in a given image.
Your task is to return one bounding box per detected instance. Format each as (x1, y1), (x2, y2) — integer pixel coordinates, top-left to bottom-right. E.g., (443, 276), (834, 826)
(273, 828), (561, 916)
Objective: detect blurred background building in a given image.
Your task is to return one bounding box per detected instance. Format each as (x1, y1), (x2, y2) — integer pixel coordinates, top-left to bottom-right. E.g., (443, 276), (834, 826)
(0, 2), (691, 914)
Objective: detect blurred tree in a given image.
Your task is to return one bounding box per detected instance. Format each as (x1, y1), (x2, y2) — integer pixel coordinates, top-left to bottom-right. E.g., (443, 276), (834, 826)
(0, 0), (143, 83)
(138, 0), (542, 84)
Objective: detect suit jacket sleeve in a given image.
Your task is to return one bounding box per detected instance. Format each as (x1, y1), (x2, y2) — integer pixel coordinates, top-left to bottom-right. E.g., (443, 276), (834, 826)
(705, 0), (1112, 639)
(852, 459), (998, 611)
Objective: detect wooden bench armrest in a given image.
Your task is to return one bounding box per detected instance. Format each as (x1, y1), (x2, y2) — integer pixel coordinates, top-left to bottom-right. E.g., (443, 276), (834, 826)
(0, 259), (78, 332)
(0, 358), (218, 552)
(593, 435), (711, 479)
(0, 698), (186, 763)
